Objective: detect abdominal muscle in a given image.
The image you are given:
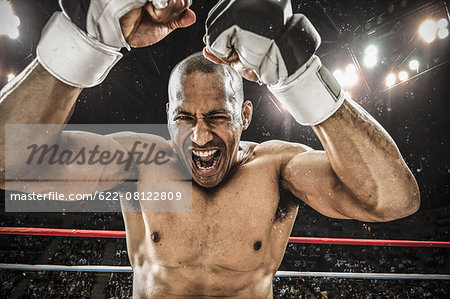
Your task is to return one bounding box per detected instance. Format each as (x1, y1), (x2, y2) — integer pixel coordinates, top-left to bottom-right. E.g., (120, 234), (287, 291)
(131, 261), (275, 298)
(127, 202), (297, 299)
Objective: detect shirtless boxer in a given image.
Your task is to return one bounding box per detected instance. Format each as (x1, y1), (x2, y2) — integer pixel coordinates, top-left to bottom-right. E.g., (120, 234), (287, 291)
(0, 0), (420, 298)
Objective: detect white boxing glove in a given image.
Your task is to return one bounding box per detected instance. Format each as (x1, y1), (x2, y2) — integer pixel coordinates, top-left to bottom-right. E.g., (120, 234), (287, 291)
(37, 0), (167, 88)
(205, 0), (345, 126)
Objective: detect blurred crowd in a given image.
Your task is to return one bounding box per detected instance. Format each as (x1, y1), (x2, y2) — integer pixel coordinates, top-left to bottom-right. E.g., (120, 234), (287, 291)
(21, 271), (95, 298)
(0, 235), (52, 297)
(48, 238), (105, 266)
(273, 277), (450, 298)
(105, 273), (133, 299)
(113, 239), (129, 266)
(280, 243), (448, 274)
(1, 272), (21, 297)
(0, 210), (448, 297)
(0, 235), (50, 264)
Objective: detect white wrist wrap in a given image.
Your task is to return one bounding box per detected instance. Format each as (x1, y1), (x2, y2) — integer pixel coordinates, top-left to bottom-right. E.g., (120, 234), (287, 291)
(152, 0), (169, 9)
(37, 12), (123, 88)
(268, 55), (345, 126)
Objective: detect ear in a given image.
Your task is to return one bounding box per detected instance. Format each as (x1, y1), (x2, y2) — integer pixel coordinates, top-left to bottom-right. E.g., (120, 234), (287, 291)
(241, 100), (253, 130)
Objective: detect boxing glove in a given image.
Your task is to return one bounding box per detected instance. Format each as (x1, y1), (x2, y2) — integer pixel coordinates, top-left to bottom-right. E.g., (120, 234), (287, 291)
(37, 0), (168, 88)
(205, 0), (345, 126)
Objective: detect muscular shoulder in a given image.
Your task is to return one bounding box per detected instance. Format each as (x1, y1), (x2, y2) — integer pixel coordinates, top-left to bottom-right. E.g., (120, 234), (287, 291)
(254, 140), (312, 161)
(240, 140), (312, 176)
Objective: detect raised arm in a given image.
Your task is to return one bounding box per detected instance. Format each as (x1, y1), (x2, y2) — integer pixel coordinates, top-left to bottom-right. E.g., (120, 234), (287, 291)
(0, 60), (82, 191)
(312, 99), (419, 221)
(203, 0), (419, 222)
(280, 100), (419, 222)
(0, 0), (195, 190)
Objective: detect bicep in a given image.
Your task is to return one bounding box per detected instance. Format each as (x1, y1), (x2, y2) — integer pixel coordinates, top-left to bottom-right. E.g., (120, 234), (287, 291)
(281, 150), (383, 222)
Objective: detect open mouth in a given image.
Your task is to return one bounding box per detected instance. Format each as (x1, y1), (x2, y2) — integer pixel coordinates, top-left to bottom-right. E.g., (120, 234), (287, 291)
(191, 149), (221, 177)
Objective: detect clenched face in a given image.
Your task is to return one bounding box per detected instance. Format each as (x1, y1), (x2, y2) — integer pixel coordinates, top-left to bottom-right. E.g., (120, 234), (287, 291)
(167, 71), (252, 188)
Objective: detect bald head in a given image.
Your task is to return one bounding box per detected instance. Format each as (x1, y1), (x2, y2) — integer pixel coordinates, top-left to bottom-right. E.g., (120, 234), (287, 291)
(168, 52), (244, 106)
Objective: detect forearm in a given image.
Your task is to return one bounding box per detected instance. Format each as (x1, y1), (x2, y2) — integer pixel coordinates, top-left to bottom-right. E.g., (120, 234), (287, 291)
(312, 99), (420, 218)
(0, 59), (81, 125)
(0, 59), (82, 171)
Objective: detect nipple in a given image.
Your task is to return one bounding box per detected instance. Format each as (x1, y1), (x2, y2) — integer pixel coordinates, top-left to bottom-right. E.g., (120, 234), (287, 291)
(253, 241), (262, 251)
(151, 232), (160, 243)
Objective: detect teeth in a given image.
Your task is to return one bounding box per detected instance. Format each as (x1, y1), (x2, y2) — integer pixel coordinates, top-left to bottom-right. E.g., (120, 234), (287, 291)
(192, 149), (217, 157)
(195, 155), (219, 170)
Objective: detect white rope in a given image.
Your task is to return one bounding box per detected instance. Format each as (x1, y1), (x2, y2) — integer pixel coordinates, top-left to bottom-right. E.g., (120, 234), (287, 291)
(0, 263), (132, 272)
(276, 271), (450, 280)
(1, 263), (449, 280)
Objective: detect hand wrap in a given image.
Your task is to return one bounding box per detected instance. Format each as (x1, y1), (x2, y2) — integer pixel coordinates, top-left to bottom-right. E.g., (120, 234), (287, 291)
(205, 0), (345, 125)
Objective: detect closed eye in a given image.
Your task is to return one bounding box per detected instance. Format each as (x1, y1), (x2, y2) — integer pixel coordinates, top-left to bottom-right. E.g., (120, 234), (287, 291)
(175, 115), (194, 121)
(210, 115), (228, 119)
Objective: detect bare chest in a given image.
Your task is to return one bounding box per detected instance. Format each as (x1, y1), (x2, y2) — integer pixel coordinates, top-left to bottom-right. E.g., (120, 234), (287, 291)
(127, 158), (297, 272)
(153, 174), (278, 264)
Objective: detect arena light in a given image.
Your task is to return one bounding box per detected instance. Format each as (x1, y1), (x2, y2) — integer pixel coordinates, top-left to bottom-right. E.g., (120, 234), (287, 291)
(332, 69), (344, 86)
(385, 73), (396, 87)
(436, 17), (449, 39)
(398, 71), (409, 81)
(438, 28), (449, 39)
(418, 19), (437, 43)
(333, 65), (359, 89)
(7, 73), (15, 82)
(437, 18), (448, 29)
(346, 64), (356, 73)
(0, 0), (20, 39)
(363, 45), (378, 68)
(343, 64), (359, 87)
(409, 60), (419, 72)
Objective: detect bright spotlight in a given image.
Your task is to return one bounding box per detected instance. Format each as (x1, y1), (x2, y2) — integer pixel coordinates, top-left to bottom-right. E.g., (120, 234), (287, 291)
(333, 70), (344, 86)
(364, 45), (378, 68)
(438, 28), (449, 39)
(398, 71), (409, 81)
(344, 72), (358, 87)
(409, 60), (419, 72)
(345, 64), (356, 73)
(419, 19), (437, 43)
(333, 65), (359, 89)
(0, 1), (20, 39)
(364, 56), (378, 68)
(366, 45), (377, 53)
(7, 27), (19, 39)
(7, 73), (15, 82)
(386, 73), (396, 87)
(343, 64), (358, 87)
(437, 18), (449, 29)
(11, 15), (20, 27)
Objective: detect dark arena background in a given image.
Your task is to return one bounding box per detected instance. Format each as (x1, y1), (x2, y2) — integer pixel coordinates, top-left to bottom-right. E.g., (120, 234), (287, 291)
(1, 0), (449, 298)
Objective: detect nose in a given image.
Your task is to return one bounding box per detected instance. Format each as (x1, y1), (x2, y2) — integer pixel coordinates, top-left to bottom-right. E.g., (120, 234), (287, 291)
(191, 119), (213, 146)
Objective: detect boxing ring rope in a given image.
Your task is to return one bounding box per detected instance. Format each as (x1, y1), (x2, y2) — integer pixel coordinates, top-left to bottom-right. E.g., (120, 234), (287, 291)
(1, 227), (449, 280)
(1, 227), (450, 248)
(0, 263), (449, 280)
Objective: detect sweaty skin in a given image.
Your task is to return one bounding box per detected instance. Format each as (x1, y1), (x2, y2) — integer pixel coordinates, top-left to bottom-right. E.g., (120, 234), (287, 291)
(0, 4), (420, 298)
(124, 140), (300, 298)
(0, 64), (419, 298)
